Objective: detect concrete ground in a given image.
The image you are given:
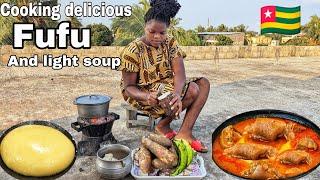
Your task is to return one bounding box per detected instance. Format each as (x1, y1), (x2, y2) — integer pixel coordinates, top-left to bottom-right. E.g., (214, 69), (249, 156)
(0, 57), (320, 179)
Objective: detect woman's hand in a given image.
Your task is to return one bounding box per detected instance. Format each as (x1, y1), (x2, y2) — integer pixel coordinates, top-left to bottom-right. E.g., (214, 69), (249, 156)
(145, 91), (159, 106)
(169, 93), (182, 118)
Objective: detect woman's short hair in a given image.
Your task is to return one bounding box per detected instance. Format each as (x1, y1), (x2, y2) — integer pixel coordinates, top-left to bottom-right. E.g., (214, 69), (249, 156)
(144, 0), (181, 26)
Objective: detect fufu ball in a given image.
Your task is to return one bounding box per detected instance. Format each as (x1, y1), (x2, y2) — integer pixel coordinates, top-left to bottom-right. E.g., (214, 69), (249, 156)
(0, 125), (75, 177)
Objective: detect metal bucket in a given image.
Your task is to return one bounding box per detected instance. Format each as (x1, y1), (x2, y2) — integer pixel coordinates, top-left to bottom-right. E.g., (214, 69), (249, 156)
(96, 144), (132, 179)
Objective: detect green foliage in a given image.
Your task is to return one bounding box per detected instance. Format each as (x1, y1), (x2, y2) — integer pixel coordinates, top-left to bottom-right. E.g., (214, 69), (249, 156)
(195, 24), (255, 45)
(265, 33), (283, 40)
(0, 16), (15, 45)
(246, 31), (258, 37)
(303, 15), (320, 44)
(195, 25), (206, 32)
(111, 0), (202, 46)
(0, 0), (59, 45)
(197, 24), (248, 33)
(206, 25), (215, 32)
(229, 24), (248, 32)
(87, 24), (114, 46)
(216, 24), (229, 32)
(168, 18), (203, 46)
(68, 17), (82, 28)
(283, 37), (311, 46)
(169, 28), (203, 46)
(114, 37), (136, 46)
(215, 35), (233, 46)
(111, 0), (149, 46)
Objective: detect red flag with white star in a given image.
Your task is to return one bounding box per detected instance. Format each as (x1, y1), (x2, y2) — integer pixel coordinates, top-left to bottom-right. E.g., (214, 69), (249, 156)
(260, 6), (301, 35)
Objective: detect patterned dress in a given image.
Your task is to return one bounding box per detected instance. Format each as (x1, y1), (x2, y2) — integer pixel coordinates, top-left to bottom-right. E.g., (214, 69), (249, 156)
(117, 36), (201, 118)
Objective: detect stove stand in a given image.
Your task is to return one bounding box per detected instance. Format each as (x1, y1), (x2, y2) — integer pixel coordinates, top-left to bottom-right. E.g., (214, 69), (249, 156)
(71, 112), (120, 156)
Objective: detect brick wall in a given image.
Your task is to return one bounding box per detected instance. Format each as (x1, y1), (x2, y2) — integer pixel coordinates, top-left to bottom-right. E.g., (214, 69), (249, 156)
(1, 45), (320, 64)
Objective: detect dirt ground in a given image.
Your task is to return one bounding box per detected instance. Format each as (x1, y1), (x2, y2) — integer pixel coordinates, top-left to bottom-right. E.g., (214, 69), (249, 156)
(1, 57), (320, 179)
(1, 57), (319, 129)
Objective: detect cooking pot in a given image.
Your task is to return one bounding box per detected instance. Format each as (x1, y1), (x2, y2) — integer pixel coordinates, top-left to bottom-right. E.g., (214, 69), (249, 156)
(0, 120), (77, 180)
(96, 144), (132, 179)
(212, 109), (320, 180)
(74, 95), (112, 118)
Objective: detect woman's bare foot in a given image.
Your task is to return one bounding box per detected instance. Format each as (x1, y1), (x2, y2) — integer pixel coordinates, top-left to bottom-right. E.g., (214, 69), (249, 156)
(154, 115), (176, 139)
(175, 133), (208, 153)
(174, 133), (193, 142)
(155, 124), (174, 135)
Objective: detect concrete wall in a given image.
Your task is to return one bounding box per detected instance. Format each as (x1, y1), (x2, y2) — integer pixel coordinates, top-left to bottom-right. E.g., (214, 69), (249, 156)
(180, 46), (320, 59)
(1, 45), (320, 64)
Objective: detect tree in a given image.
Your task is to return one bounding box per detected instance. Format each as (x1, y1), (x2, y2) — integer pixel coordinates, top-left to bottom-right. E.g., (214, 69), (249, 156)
(111, 0), (201, 46)
(0, 0), (59, 45)
(244, 31), (258, 45)
(0, 16), (15, 45)
(169, 28), (203, 46)
(215, 35), (233, 46)
(112, 0), (149, 45)
(68, 17), (82, 28)
(87, 24), (114, 46)
(168, 18), (203, 46)
(265, 33), (283, 40)
(6, 0), (58, 27)
(284, 37), (311, 46)
(216, 24), (229, 32)
(230, 24), (248, 32)
(206, 25), (215, 32)
(303, 15), (320, 44)
(196, 25), (206, 32)
(246, 31), (258, 37)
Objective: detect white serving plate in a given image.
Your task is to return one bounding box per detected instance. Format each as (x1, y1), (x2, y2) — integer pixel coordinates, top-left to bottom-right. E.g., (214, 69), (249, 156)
(131, 148), (207, 180)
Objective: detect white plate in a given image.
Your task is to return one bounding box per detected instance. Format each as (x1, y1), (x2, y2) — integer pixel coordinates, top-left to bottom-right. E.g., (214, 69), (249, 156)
(131, 148), (207, 180)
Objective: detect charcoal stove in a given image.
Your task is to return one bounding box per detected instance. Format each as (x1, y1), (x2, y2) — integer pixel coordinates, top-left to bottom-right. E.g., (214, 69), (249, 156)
(71, 95), (120, 156)
(71, 113), (119, 156)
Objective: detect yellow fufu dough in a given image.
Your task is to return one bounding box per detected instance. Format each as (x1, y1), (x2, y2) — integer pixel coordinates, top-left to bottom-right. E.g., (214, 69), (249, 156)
(0, 125), (75, 177)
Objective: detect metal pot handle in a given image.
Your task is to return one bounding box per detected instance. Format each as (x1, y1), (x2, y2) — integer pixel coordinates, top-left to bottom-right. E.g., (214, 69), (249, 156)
(71, 122), (83, 132)
(112, 113), (119, 120)
(89, 95), (97, 99)
(120, 161), (125, 168)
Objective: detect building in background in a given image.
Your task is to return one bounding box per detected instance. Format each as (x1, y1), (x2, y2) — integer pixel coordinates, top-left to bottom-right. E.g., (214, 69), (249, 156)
(248, 35), (272, 46)
(198, 32), (245, 45)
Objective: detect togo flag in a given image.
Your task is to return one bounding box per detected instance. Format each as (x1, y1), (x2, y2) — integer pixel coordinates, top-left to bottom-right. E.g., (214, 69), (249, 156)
(261, 6), (301, 35)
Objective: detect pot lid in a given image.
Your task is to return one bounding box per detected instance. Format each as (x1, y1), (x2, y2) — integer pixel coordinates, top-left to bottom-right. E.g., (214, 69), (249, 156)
(74, 95), (111, 105)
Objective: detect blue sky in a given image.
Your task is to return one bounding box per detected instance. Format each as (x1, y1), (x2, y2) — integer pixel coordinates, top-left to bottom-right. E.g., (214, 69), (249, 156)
(60, 0), (320, 32)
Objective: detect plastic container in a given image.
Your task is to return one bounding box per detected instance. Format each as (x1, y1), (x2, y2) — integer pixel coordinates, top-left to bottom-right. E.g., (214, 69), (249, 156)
(131, 148), (207, 180)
